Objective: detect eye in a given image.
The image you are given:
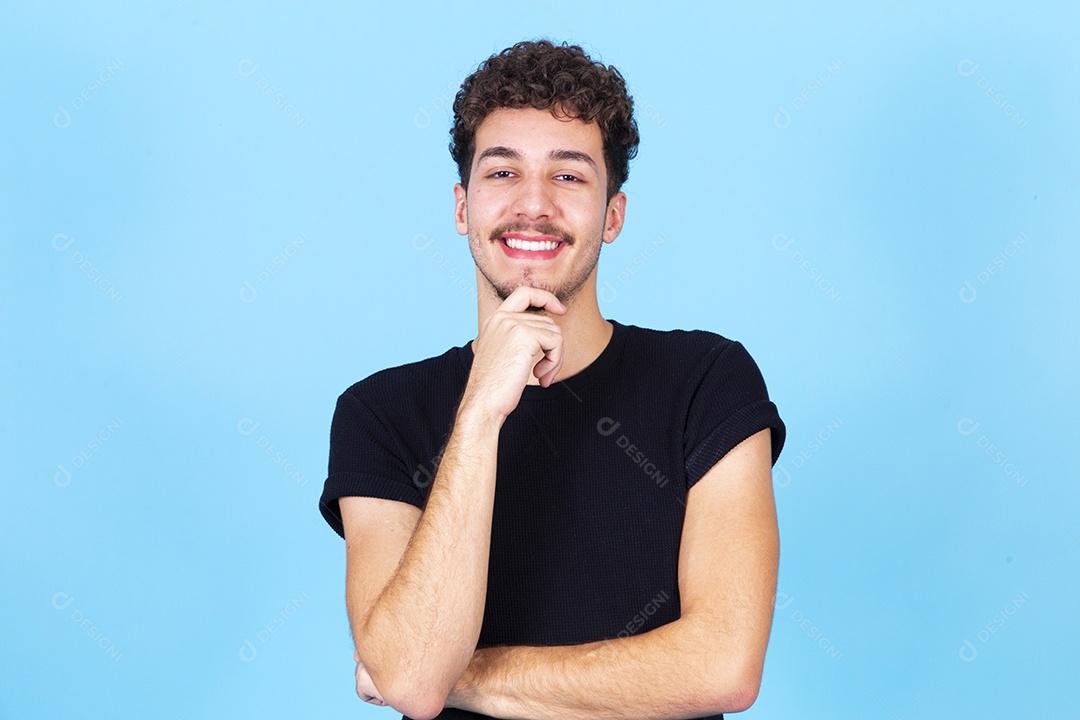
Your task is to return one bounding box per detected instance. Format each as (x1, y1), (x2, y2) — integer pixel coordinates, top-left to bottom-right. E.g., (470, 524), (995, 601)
(556, 173), (582, 182)
(488, 170), (514, 179)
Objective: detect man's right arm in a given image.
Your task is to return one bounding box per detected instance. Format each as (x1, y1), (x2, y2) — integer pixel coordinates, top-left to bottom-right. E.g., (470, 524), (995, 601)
(342, 405), (501, 719)
(341, 287), (567, 720)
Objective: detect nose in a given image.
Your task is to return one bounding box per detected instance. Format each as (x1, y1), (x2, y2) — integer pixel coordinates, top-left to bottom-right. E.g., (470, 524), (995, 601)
(512, 173), (556, 220)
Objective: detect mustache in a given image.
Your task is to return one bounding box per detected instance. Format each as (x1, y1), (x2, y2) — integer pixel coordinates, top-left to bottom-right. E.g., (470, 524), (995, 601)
(489, 222), (573, 245)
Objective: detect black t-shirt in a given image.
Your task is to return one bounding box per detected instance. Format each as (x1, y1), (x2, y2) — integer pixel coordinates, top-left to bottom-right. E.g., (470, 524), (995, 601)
(320, 319), (785, 720)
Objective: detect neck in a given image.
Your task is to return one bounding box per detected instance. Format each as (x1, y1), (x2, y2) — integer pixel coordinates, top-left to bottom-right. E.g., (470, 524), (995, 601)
(473, 278), (613, 386)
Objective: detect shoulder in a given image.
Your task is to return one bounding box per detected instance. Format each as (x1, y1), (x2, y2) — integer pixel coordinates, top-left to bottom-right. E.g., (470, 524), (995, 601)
(614, 321), (773, 407)
(336, 344), (467, 413)
(617, 321), (746, 374)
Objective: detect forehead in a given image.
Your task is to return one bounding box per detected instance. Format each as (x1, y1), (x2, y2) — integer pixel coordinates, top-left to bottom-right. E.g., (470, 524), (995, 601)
(473, 107), (603, 162)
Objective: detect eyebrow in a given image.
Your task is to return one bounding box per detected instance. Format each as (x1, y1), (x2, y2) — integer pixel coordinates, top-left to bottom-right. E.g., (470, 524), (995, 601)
(476, 146), (599, 175)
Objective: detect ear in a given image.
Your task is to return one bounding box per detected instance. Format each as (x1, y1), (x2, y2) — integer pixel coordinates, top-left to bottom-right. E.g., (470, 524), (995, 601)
(454, 183), (468, 236)
(602, 191), (627, 245)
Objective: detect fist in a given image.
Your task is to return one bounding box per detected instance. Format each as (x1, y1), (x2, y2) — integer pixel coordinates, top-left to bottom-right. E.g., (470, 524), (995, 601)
(464, 286), (567, 421)
(355, 649), (386, 706)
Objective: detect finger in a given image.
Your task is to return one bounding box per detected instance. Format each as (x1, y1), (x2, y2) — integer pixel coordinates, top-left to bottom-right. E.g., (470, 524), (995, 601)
(532, 330), (564, 385)
(488, 313), (557, 333)
(536, 364), (559, 387)
(533, 353), (560, 385)
(499, 286), (567, 315)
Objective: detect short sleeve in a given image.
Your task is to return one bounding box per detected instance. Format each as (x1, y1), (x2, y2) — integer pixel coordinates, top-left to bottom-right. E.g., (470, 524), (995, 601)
(683, 340), (786, 490)
(318, 388), (426, 539)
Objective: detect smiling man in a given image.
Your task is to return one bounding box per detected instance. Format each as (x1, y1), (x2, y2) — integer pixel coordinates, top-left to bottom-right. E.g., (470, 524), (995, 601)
(319, 39), (786, 720)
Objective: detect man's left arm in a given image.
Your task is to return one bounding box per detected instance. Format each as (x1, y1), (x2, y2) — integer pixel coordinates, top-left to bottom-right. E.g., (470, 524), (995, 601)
(446, 428), (780, 720)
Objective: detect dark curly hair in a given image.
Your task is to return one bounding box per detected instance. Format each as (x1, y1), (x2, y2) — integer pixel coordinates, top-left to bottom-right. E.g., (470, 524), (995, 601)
(450, 39), (639, 202)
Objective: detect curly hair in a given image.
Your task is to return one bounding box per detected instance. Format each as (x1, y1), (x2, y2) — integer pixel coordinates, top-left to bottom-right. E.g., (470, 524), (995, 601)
(450, 39), (640, 202)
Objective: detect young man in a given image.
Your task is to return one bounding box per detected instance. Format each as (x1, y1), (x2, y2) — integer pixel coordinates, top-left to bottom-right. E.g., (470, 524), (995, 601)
(319, 39), (786, 720)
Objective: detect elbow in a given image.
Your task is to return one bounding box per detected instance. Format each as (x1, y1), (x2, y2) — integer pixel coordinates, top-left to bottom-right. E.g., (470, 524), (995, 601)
(363, 657), (453, 720)
(352, 627), (449, 718)
(378, 681), (448, 720)
(353, 620), (468, 718)
(719, 678), (761, 714)
(705, 657), (764, 714)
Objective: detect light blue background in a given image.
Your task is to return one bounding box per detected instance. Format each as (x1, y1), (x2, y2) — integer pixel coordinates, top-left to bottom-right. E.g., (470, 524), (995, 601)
(3, 1), (1077, 717)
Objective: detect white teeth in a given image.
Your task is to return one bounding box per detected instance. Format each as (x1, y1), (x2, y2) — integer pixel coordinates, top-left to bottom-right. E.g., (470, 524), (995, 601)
(505, 237), (561, 251)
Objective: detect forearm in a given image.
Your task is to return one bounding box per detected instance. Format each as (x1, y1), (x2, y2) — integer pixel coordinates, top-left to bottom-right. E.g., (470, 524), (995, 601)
(449, 615), (758, 720)
(355, 405), (501, 709)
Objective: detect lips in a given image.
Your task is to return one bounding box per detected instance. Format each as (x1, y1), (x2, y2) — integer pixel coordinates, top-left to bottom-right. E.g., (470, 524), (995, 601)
(499, 233), (566, 260)
(503, 236), (563, 251)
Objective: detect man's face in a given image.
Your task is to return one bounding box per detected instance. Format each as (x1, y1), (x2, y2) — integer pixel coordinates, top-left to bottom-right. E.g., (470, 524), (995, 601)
(454, 106), (626, 307)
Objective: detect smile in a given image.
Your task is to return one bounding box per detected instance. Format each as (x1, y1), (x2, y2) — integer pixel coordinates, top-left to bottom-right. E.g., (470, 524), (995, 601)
(499, 234), (566, 260)
(504, 237), (562, 251)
